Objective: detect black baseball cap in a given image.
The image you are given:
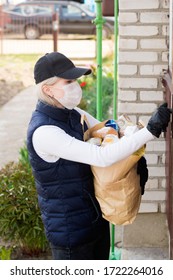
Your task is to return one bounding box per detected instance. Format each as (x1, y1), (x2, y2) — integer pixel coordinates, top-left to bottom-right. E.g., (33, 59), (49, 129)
(34, 52), (92, 84)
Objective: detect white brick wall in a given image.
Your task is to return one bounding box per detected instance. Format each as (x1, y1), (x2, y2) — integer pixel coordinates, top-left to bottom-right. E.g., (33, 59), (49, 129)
(119, 0), (159, 10)
(118, 65), (137, 75)
(119, 52), (158, 63)
(140, 12), (169, 23)
(140, 91), (164, 101)
(119, 26), (159, 36)
(119, 78), (158, 89)
(140, 39), (167, 49)
(118, 0), (169, 213)
(119, 13), (138, 23)
(119, 39), (137, 49)
(140, 65), (166, 75)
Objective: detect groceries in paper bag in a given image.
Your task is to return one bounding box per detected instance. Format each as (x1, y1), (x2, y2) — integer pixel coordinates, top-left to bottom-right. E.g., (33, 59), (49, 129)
(84, 115), (145, 225)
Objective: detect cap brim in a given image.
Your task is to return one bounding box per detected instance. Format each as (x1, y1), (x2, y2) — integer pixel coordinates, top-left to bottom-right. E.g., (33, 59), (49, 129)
(56, 66), (91, 79)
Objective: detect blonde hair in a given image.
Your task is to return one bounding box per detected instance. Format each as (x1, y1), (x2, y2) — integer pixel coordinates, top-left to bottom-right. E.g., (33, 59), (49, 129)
(36, 76), (60, 107)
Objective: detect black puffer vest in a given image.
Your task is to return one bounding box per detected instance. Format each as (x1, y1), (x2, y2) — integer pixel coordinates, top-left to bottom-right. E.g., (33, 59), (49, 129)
(27, 101), (108, 248)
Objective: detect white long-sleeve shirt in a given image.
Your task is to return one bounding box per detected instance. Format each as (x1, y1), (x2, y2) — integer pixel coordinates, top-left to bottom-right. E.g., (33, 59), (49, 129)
(32, 107), (154, 166)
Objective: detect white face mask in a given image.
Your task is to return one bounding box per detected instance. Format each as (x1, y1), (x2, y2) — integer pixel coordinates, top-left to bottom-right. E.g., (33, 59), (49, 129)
(57, 81), (82, 110)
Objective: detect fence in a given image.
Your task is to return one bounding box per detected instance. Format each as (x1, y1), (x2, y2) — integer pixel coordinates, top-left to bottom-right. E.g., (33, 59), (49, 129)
(0, 2), (114, 56)
(0, 3), (61, 54)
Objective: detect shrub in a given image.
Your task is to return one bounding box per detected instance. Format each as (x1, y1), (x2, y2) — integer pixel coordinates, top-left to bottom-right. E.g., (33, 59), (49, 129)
(0, 146), (48, 256)
(79, 65), (114, 120)
(0, 246), (12, 260)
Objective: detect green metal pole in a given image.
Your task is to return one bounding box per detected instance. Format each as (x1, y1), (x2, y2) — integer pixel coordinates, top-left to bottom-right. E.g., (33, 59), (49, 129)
(93, 0), (121, 260)
(110, 0), (121, 261)
(113, 0), (119, 120)
(93, 0), (105, 121)
(110, 224), (115, 257)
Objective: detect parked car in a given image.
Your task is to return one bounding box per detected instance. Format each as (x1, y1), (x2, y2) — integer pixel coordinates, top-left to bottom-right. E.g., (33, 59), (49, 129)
(1, 1), (114, 39)
(0, 6), (11, 32)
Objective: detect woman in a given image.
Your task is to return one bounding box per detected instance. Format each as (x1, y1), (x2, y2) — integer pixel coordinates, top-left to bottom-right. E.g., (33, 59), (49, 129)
(27, 52), (171, 260)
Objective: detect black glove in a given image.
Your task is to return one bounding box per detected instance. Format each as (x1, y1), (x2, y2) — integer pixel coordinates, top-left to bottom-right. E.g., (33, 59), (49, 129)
(137, 156), (148, 195)
(147, 103), (172, 138)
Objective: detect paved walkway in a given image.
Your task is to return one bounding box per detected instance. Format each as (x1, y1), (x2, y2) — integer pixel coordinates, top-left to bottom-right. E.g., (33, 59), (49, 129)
(0, 85), (37, 168)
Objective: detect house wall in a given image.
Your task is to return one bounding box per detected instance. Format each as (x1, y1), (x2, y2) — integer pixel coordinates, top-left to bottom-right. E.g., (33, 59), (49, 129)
(118, 0), (170, 213)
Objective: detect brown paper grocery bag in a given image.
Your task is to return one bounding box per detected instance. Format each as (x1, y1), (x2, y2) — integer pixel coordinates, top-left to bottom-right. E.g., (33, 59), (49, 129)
(83, 119), (108, 141)
(91, 152), (143, 225)
(83, 118), (144, 225)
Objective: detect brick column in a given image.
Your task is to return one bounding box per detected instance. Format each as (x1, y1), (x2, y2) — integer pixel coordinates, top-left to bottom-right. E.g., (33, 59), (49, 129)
(118, 0), (169, 213)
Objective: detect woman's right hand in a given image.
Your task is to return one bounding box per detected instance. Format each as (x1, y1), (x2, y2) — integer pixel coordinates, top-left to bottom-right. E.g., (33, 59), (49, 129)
(147, 103), (172, 138)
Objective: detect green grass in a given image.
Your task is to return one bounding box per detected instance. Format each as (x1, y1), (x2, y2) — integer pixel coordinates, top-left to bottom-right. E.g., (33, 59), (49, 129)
(0, 53), (114, 67)
(0, 54), (42, 67)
